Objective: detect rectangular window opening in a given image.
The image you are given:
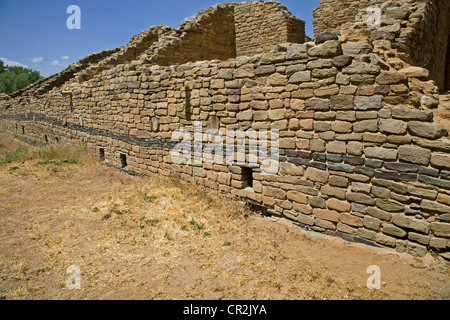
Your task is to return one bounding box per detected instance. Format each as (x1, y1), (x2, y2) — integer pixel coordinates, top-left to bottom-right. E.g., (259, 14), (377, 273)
(241, 166), (254, 189)
(99, 148), (105, 162)
(119, 153), (127, 169)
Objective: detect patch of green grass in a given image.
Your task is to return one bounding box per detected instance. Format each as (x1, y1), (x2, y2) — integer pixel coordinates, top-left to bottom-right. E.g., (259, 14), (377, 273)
(0, 147), (29, 165)
(180, 225), (188, 231)
(203, 232), (211, 237)
(37, 159), (78, 166)
(91, 207), (99, 213)
(8, 166), (19, 171)
(101, 213), (111, 220)
(110, 204), (129, 216)
(223, 241), (231, 247)
(139, 215), (159, 227)
(164, 231), (171, 240)
(139, 191), (157, 203)
(190, 218), (205, 231)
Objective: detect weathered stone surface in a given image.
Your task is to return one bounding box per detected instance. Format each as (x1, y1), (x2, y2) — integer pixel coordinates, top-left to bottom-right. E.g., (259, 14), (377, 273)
(398, 145), (431, 166)
(367, 207), (392, 221)
(297, 213), (315, 226)
(269, 73), (288, 86)
(331, 55), (352, 68)
(376, 199), (404, 212)
(399, 66), (430, 79)
(379, 119), (407, 135)
(390, 107), (433, 121)
(383, 224), (407, 238)
(408, 122), (448, 140)
(313, 209), (339, 222)
(305, 167), (329, 183)
(392, 215), (430, 234)
(287, 191), (308, 204)
(364, 216), (382, 231)
(233, 65), (255, 78)
(342, 62), (380, 75)
(376, 233), (396, 247)
(430, 223), (450, 238)
(376, 72), (407, 85)
(315, 32), (339, 45)
(306, 98), (330, 111)
(346, 192), (375, 205)
(289, 71), (311, 84)
(430, 154), (450, 170)
(342, 42), (372, 55)
(364, 147), (397, 161)
(421, 200), (450, 214)
(339, 213), (363, 227)
(354, 95), (383, 110)
(315, 218), (336, 230)
(308, 40), (342, 58)
(327, 198), (351, 212)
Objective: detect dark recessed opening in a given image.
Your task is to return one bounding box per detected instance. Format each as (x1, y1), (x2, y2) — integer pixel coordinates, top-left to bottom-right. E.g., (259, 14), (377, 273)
(21, 126), (25, 134)
(119, 153), (127, 169)
(44, 135), (48, 144)
(99, 148), (105, 162)
(241, 166), (254, 189)
(185, 87), (192, 121)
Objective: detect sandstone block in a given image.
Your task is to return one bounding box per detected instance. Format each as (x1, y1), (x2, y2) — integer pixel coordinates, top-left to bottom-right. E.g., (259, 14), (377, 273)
(327, 198), (351, 212)
(364, 147), (397, 160)
(430, 222), (450, 238)
(308, 40), (342, 58)
(408, 121), (447, 140)
(305, 167), (329, 183)
(398, 145), (431, 166)
(342, 42), (373, 55)
(378, 119), (407, 135)
(430, 154), (450, 170)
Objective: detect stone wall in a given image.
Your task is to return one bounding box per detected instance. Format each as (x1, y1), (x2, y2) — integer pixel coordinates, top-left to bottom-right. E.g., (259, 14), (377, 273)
(313, 0), (450, 90)
(313, 0), (372, 37)
(235, 1), (305, 57)
(0, 1), (449, 259)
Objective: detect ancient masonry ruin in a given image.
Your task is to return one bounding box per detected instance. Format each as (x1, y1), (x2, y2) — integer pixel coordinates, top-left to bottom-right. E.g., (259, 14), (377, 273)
(1, 0), (450, 259)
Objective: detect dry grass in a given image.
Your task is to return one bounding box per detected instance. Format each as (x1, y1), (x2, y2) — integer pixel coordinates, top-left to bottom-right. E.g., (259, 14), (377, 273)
(0, 134), (449, 300)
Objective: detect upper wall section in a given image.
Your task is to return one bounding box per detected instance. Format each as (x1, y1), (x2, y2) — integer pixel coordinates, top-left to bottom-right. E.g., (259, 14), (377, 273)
(313, 0), (450, 90)
(141, 3), (237, 66)
(313, 0), (372, 37)
(235, 1), (306, 57)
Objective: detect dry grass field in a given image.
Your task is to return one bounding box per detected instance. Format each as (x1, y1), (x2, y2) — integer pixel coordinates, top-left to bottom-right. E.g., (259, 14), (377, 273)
(0, 134), (448, 300)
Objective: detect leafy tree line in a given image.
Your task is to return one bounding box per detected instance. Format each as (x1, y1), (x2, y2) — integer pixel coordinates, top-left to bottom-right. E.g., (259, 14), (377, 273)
(0, 60), (43, 94)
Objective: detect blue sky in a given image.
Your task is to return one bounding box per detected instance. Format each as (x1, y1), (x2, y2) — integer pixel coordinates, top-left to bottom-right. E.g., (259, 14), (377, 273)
(0, 0), (320, 77)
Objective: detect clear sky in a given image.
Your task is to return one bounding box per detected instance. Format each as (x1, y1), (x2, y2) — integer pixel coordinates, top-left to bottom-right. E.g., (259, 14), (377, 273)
(0, 0), (320, 77)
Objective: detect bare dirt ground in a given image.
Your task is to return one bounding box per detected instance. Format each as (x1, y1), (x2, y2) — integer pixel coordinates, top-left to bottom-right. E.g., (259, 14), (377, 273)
(0, 135), (448, 300)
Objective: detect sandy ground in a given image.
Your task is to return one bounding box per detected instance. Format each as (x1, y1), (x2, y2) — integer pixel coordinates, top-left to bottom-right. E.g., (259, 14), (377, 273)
(0, 135), (448, 300)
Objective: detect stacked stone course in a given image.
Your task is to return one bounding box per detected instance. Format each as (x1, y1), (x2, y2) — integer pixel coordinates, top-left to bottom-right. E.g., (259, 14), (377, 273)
(0, 0), (449, 259)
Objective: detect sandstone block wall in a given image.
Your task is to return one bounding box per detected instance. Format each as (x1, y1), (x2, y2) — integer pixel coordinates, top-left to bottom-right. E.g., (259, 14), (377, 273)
(235, 1), (305, 57)
(313, 0), (450, 90)
(1, 1), (449, 259)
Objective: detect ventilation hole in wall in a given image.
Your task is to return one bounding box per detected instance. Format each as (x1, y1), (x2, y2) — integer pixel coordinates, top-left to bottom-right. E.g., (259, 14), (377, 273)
(44, 135), (48, 144)
(55, 137), (59, 144)
(241, 167), (254, 189)
(21, 126), (25, 134)
(99, 148), (105, 162)
(185, 87), (192, 121)
(119, 153), (127, 169)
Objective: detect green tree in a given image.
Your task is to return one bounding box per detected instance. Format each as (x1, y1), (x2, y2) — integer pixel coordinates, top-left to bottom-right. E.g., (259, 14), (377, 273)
(0, 60), (43, 94)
